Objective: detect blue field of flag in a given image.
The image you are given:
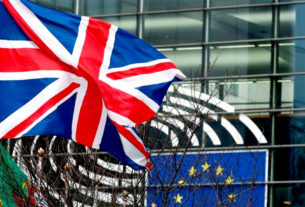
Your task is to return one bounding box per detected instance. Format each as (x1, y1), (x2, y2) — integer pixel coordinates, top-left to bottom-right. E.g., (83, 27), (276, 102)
(147, 150), (268, 207)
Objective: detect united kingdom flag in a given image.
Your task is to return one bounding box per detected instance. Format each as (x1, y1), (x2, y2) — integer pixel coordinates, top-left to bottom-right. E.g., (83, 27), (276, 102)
(0, 0), (185, 170)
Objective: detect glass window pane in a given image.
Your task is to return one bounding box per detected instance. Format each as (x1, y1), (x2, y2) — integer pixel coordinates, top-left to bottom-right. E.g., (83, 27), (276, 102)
(275, 111), (305, 145)
(79, 0), (137, 16)
(98, 16), (137, 35)
(278, 78), (294, 109)
(211, 0), (272, 7)
(274, 148), (305, 181)
(144, 0), (203, 11)
(293, 75), (305, 108)
(279, 0), (305, 2)
(279, 4), (305, 38)
(208, 78), (270, 110)
(208, 43), (272, 77)
(158, 47), (202, 78)
(32, 0), (74, 12)
(209, 7), (272, 42)
(275, 75), (305, 109)
(143, 12), (203, 45)
(273, 184), (305, 206)
(278, 40), (305, 73)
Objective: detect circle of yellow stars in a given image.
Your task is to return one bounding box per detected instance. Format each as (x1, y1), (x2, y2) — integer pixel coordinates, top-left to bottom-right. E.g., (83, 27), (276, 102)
(173, 162), (238, 204)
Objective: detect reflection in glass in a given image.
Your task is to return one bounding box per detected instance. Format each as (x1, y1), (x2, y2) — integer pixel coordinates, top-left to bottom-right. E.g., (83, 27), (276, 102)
(278, 40), (305, 73)
(32, 0), (74, 12)
(278, 78), (294, 109)
(143, 12), (203, 45)
(211, 0), (271, 7)
(209, 7), (272, 42)
(274, 148), (305, 182)
(79, 0), (137, 15)
(275, 75), (305, 109)
(144, 0), (203, 11)
(279, 0), (305, 2)
(273, 184), (305, 207)
(275, 111), (305, 145)
(158, 47), (202, 78)
(98, 16), (137, 35)
(279, 4), (305, 38)
(208, 79), (270, 110)
(278, 42), (295, 73)
(208, 44), (272, 77)
(279, 5), (296, 38)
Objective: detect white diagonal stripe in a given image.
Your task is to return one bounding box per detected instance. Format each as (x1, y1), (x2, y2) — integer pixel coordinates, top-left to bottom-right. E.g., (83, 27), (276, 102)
(107, 59), (171, 73)
(102, 76), (160, 113)
(0, 40), (37, 48)
(0, 77), (74, 137)
(119, 133), (147, 167)
(72, 16), (89, 65)
(114, 69), (184, 88)
(107, 110), (136, 127)
(18, 84), (80, 137)
(92, 102), (108, 149)
(99, 24), (118, 77)
(8, 0), (75, 67)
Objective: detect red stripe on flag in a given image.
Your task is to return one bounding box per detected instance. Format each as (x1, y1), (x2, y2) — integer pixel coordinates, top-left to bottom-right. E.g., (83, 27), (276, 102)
(3, 82), (80, 138)
(78, 18), (111, 78)
(3, 0), (59, 62)
(107, 62), (177, 80)
(100, 82), (156, 126)
(0, 48), (73, 72)
(75, 73), (104, 148)
(146, 161), (152, 171)
(114, 123), (150, 160)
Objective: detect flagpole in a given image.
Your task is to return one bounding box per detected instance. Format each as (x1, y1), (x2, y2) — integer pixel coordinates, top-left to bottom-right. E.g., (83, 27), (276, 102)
(74, 0), (79, 15)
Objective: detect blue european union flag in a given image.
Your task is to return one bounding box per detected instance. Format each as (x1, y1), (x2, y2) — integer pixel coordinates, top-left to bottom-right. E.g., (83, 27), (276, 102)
(147, 150), (268, 207)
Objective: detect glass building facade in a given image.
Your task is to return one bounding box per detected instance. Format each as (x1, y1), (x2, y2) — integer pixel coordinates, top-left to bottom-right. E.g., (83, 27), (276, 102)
(28, 0), (305, 206)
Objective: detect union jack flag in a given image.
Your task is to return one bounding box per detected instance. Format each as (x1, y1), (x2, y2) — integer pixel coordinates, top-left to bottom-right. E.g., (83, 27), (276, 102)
(0, 0), (185, 170)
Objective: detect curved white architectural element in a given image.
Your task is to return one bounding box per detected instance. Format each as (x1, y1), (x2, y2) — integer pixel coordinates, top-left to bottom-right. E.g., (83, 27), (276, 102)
(203, 122), (221, 146)
(158, 116), (199, 146)
(168, 86), (235, 112)
(78, 165), (120, 186)
(150, 120), (179, 147)
(239, 114), (268, 144)
(49, 136), (58, 172)
(163, 85), (268, 146)
(96, 158), (124, 173)
(221, 117), (244, 145)
(67, 140), (77, 166)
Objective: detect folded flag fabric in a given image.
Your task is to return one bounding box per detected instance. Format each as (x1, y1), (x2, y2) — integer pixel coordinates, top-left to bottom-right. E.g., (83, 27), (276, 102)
(0, 0), (185, 170)
(0, 144), (48, 206)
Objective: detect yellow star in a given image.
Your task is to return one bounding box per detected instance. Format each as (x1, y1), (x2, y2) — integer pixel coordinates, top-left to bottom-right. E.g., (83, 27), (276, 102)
(178, 179), (185, 185)
(225, 176), (234, 185)
(216, 165), (224, 176)
(201, 161), (211, 172)
(188, 166), (197, 176)
(228, 193), (237, 202)
(174, 193), (183, 203)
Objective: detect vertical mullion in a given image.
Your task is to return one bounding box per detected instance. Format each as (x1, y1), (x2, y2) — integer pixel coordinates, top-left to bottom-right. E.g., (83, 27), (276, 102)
(270, 0), (279, 206)
(201, 0), (210, 148)
(74, 0), (80, 15)
(137, 0), (144, 39)
(203, 0), (210, 94)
